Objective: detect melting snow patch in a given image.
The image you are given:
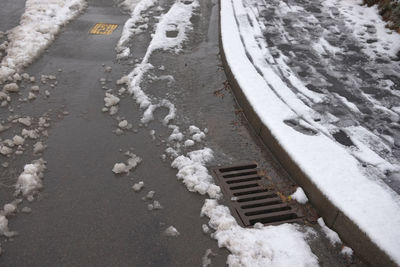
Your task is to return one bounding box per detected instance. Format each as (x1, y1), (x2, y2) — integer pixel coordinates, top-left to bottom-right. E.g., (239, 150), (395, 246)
(33, 141), (46, 154)
(21, 207), (32, 213)
(201, 199), (319, 266)
(145, 190), (155, 200)
(192, 132), (205, 142)
(118, 120), (128, 129)
(164, 226), (180, 237)
(0, 145), (12, 156)
(168, 127), (184, 142)
(0, 215), (16, 237)
(17, 117), (32, 127)
(290, 187), (308, 204)
(116, 0), (160, 58)
(202, 224), (210, 234)
(341, 246), (353, 256)
(317, 217), (342, 245)
(3, 83), (19, 92)
(184, 139), (195, 147)
(112, 153), (142, 174)
(132, 181), (145, 192)
(15, 159), (47, 198)
(104, 93), (120, 107)
(171, 148), (221, 199)
(202, 249), (214, 267)
(0, 0), (86, 83)
(21, 129), (39, 139)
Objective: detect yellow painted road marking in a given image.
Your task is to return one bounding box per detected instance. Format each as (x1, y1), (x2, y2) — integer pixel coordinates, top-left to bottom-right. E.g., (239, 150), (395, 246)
(89, 23), (118, 35)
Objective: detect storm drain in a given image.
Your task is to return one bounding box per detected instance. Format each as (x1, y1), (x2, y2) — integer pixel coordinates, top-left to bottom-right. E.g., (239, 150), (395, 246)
(210, 162), (303, 227)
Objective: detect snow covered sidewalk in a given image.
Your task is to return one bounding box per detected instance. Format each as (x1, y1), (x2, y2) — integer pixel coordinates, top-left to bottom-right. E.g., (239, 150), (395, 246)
(220, 0), (400, 265)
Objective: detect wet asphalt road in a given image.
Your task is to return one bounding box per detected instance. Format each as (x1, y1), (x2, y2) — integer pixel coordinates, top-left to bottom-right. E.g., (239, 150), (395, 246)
(0, 0), (365, 266)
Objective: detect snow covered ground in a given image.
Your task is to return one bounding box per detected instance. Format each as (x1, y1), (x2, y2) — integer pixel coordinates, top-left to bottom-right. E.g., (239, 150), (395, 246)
(221, 0), (400, 264)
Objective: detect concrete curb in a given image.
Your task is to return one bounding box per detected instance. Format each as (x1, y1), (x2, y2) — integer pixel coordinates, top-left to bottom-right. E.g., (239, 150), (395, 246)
(218, 1), (397, 266)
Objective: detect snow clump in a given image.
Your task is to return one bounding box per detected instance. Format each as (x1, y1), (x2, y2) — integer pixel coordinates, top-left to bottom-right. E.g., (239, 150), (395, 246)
(112, 153), (142, 174)
(17, 117), (32, 127)
(3, 83), (19, 92)
(317, 217), (342, 245)
(14, 159), (47, 198)
(132, 181), (144, 192)
(164, 226), (180, 237)
(291, 187), (308, 204)
(184, 139), (195, 147)
(33, 141), (46, 154)
(104, 93), (120, 107)
(171, 148), (221, 199)
(341, 246), (353, 256)
(0, 215), (16, 237)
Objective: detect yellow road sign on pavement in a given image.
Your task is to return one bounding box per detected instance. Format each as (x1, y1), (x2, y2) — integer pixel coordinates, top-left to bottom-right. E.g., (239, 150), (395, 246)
(89, 23), (118, 35)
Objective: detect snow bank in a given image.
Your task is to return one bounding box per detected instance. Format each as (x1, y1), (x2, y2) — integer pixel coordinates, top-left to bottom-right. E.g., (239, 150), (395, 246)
(201, 199), (319, 267)
(221, 0), (400, 263)
(0, 0), (87, 83)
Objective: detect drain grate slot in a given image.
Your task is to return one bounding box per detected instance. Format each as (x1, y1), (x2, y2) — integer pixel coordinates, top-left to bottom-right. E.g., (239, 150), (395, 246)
(244, 204), (291, 216)
(210, 162), (303, 227)
(223, 170), (258, 178)
(219, 164), (257, 173)
(237, 194), (277, 202)
(226, 176), (261, 184)
(230, 183), (259, 190)
(233, 189), (268, 196)
(241, 199), (282, 209)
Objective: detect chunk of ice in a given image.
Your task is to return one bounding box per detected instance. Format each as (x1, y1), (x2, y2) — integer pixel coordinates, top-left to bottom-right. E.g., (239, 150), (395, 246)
(132, 181), (144, 192)
(164, 226), (180, 237)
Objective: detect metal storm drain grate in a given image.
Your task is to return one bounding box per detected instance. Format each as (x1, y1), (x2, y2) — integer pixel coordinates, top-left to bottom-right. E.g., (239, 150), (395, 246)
(210, 162), (303, 227)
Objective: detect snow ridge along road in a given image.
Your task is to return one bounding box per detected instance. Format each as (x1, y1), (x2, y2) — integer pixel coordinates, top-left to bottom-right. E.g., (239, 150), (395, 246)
(0, 0), (87, 83)
(220, 0), (400, 266)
